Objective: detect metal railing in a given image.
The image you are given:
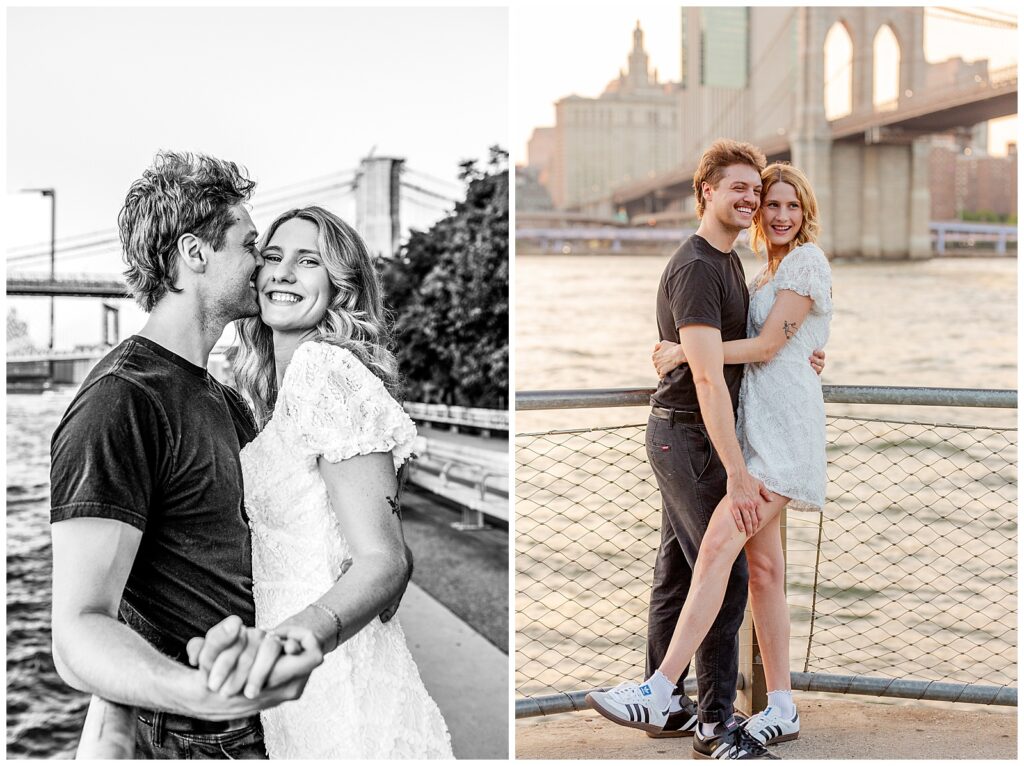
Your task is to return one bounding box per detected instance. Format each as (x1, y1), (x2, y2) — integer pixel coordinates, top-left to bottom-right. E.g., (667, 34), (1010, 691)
(515, 386), (1017, 716)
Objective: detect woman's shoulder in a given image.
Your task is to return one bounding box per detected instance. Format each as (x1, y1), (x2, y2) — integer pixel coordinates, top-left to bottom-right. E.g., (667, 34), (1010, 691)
(787, 241), (829, 266)
(284, 340), (382, 397)
(291, 340), (367, 375)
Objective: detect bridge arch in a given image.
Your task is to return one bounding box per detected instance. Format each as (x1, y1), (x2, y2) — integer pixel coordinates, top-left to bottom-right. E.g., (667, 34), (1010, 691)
(872, 23), (902, 111)
(808, 6), (926, 120)
(823, 19), (854, 120)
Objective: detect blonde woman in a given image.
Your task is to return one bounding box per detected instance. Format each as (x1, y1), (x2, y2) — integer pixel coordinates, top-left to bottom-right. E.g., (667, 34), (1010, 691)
(226, 206), (452, 758)
(588, 164), (831, 758)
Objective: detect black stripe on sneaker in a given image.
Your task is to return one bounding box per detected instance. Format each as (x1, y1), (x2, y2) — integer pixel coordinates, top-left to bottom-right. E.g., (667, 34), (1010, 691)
(772, 724), (783, 739)
(642, 705), (649, 723)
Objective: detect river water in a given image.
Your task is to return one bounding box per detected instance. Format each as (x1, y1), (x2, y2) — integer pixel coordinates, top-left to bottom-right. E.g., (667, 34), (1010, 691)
(517, 252), (1017, 430)
(514, 253), (1017, 701)
(7, 391), (89, 758)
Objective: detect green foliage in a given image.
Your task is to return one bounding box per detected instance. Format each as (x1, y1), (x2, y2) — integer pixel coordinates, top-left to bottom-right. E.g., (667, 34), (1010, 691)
(380, 146), (508, 408)
(960, 209), (1014, 224)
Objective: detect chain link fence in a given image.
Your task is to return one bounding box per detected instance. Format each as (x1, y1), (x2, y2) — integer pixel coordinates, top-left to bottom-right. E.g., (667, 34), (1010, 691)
(515, 390), (1017, 708)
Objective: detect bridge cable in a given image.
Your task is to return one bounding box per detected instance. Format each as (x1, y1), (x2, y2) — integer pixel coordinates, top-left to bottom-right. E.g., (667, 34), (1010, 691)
(7, 170), (357, 261)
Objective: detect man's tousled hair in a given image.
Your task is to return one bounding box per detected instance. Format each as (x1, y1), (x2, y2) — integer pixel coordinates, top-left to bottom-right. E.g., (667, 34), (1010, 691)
(692, 139), (767, 218)
(119, 151), (256, 311)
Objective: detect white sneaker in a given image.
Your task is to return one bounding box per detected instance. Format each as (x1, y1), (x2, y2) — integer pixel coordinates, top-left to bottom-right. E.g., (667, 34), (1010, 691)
(585, 681), (669, 734)
(744, 706), (800, 745)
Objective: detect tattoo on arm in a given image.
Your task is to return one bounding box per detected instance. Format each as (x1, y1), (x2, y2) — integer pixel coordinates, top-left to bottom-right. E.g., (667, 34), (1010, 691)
(386, 495), (401, 518)
(783, 320), (798, 339)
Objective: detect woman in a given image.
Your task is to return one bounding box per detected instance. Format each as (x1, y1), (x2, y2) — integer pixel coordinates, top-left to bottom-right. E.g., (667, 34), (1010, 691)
(588, 164), (831, 754)
(230, 205), (452, 759)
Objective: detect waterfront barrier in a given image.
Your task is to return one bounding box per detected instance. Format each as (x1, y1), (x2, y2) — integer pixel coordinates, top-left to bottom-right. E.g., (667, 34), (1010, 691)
(514, 386), (1017, 716)
(404, 402), (509, 435)
(404, 403), (510, 529)
(409, 437), (509, 527)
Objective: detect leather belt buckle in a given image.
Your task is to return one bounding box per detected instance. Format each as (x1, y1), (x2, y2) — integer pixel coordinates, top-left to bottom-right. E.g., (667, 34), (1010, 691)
(651, 406), (703, 425)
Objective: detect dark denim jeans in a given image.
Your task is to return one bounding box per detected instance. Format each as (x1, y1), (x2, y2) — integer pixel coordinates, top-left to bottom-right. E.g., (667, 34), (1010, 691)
(644, 416), (749, 724)
(134, 713), (268, 760)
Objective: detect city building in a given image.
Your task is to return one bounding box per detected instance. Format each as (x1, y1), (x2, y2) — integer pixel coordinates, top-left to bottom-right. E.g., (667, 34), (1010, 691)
(542, 22), (680, 213)
(929, 137), (1017, 221)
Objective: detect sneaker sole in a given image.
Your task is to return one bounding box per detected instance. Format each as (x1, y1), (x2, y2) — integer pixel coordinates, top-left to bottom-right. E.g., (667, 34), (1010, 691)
(584, 692), (664, 734)
(645, 728), (695, 739)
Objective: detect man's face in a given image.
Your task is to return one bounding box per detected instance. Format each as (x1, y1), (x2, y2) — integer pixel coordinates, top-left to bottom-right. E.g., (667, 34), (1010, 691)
(204, 204), (262, 322)
(704, 164), (762, 234)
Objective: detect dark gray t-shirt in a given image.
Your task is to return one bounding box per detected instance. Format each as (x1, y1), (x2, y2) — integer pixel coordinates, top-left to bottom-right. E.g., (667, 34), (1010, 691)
(651, 234), (749, 413)
(50, 335), (257, 663)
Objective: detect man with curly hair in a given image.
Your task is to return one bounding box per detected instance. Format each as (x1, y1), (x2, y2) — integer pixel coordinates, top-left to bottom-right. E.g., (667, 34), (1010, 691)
(48, 151), (319, 759)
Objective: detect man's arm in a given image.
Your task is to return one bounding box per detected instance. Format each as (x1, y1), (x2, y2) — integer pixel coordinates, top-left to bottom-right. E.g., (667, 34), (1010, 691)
(51, 517), (319, 719)
(653, 289), (823, 378)
(677, 325), (770, 535)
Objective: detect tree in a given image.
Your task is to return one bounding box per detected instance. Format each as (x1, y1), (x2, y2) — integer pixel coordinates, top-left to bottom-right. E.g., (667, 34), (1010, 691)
(380, 146), (508, 408)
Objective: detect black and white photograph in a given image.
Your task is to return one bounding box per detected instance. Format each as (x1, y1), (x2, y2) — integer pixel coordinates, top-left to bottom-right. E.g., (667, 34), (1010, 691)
(6, 6), (509, 760)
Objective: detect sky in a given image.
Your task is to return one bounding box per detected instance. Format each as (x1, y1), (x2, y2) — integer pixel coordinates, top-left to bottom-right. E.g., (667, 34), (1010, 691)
(5, 6), (508, 349)
(513, 5), (1019, 161)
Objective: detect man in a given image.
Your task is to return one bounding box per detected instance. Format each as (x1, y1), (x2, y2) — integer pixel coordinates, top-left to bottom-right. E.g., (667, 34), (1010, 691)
(586, 140), (823, 759)
(49, 151), (406, 759)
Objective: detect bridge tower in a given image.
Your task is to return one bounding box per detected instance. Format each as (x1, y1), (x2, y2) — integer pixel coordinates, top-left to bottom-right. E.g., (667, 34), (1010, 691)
(793, 7), (932, 258)
(355, 156), (405, 258)
(102, 302), (120, 347)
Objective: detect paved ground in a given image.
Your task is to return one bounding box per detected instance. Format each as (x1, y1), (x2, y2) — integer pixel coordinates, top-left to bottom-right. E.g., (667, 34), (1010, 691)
(402, 487), (508, 652)
(401, 583), (509, 760)
(397, 486), (509, 759)
(515, 697), (1017, 760)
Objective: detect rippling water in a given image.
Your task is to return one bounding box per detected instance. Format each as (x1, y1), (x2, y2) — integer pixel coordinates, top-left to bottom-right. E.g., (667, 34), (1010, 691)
(7, 390), (88, 759)
(516, 253), (1017, 430)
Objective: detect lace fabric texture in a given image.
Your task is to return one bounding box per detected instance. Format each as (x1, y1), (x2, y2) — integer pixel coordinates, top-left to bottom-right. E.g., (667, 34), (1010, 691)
(737, 244), (833, 511)
(240, 341), (453, 759)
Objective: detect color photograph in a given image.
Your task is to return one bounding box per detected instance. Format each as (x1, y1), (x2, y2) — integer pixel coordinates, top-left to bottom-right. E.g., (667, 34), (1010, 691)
(514, 5), (1017, 760)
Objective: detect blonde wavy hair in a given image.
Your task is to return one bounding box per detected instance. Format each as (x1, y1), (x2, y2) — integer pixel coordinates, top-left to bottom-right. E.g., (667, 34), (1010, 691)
(233, 206), (401, 429)
(749, 162), (821, 278)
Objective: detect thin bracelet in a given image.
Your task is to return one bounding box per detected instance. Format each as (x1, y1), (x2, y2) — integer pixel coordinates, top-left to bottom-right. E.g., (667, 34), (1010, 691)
(309, 601), (344, 650)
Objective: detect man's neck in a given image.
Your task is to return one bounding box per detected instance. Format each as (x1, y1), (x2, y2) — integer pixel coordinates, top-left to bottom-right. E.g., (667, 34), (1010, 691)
(695, 215), (741, 254)
(136, 300), (225, 369)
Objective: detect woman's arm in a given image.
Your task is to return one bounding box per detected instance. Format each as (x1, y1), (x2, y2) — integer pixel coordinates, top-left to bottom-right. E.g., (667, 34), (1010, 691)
(653, 290), (815, 375)
(721, 290), (813, 364)
(272, 452), (409, 655)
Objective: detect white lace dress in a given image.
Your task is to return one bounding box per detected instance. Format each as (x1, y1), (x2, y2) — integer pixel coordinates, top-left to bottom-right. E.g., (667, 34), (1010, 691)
(736, 243), (833, 512)
(240, 341), (453, 759)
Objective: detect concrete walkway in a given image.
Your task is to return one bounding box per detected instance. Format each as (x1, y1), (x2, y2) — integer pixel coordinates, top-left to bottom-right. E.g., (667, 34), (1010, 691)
(515, 698), (1016, 760)
(401, 582), (509, 759)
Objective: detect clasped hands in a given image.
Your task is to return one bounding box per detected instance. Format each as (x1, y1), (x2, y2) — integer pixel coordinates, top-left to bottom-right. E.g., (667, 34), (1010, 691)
(182, 555), (409, 715)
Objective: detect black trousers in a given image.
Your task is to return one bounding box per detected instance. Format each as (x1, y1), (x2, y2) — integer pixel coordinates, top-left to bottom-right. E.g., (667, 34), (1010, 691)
(644, 415), (748, 724)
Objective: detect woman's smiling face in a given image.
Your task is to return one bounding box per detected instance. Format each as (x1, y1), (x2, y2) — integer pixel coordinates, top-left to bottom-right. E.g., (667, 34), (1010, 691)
(759, 181), (803, 249)
(256, 218), (333, 335)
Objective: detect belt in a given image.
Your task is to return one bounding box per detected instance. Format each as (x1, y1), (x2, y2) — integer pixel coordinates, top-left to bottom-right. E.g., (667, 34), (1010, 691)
(137, 709), (260, 735)
(651, 406), (704, 425)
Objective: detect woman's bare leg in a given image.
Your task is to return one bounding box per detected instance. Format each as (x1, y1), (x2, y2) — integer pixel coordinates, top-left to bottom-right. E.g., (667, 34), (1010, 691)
(745, 508), (791, 693)
(658, 492), (790, 683)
